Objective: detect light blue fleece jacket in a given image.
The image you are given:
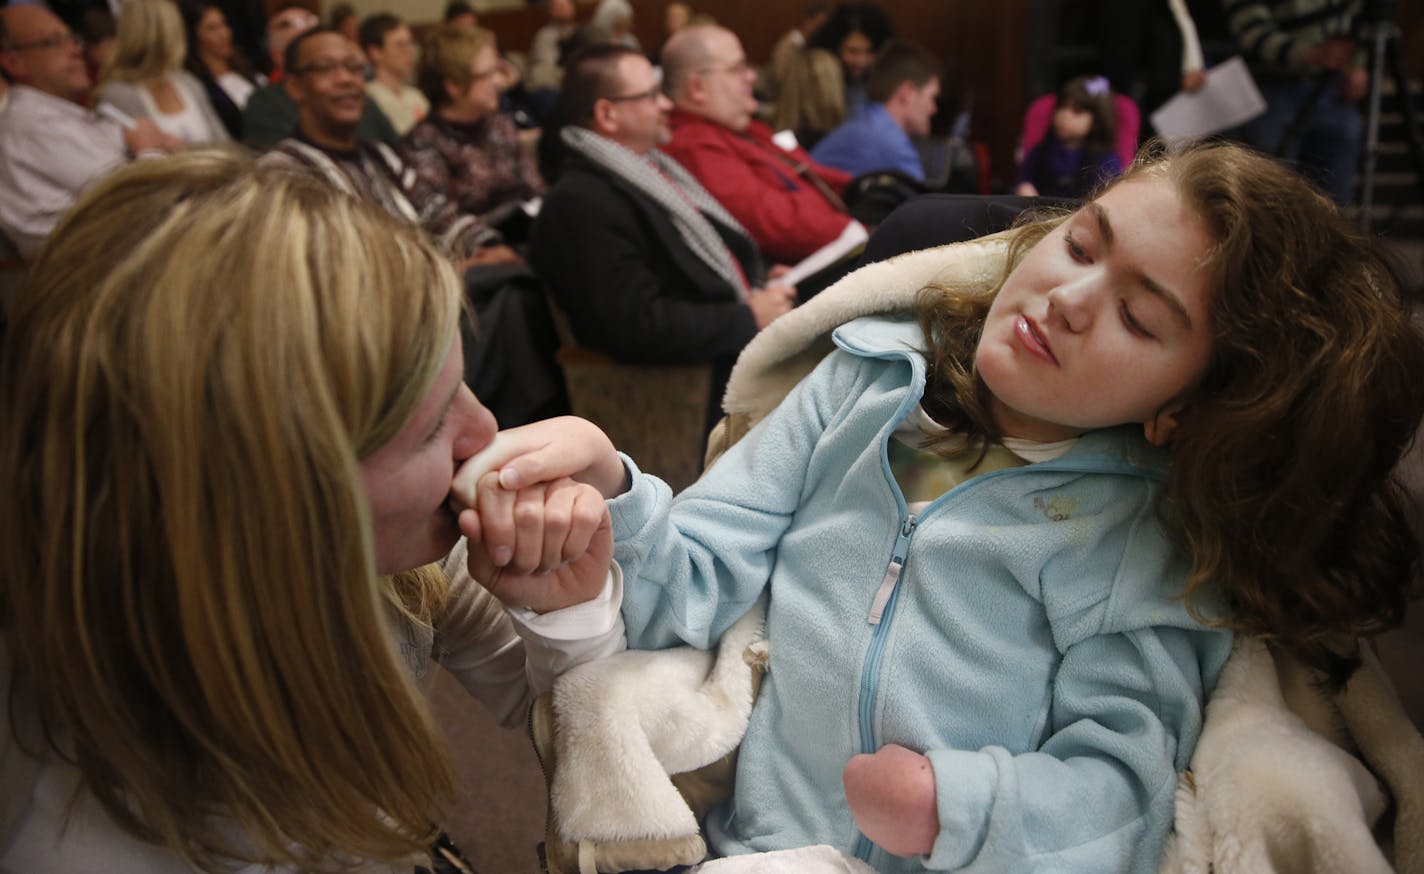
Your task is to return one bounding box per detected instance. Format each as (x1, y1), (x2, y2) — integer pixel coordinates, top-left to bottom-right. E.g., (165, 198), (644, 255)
(608, 316), (1233, 873)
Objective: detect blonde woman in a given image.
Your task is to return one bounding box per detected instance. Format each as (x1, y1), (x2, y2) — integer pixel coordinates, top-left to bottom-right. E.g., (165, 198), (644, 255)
(402, 26), (544, 235)
(0, 152), (620, 873)
(770, 47), (846, 149)
(97, 0), (229, 144)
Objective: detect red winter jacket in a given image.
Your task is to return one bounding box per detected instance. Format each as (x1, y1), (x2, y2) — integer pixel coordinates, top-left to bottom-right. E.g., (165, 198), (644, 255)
(663, 110), (853, 264)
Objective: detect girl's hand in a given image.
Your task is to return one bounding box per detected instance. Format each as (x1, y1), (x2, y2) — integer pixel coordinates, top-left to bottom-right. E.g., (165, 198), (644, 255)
(451, 416), (626, 506)
(843, 744), (939, 858)
(459, 472), (614, 613)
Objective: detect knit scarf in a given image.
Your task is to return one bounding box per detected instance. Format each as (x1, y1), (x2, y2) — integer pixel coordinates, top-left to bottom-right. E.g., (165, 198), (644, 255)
(561, 125), (761, 298)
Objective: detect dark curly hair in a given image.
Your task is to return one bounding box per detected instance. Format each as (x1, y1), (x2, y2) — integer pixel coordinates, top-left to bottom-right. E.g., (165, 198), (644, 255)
(918, 139), (1424, 684)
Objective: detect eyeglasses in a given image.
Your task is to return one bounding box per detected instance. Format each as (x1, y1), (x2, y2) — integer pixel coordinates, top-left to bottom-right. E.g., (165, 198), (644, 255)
(4, 32), (84, 52)
(604, 85), (663, 104)
(291, 59), (366, 78)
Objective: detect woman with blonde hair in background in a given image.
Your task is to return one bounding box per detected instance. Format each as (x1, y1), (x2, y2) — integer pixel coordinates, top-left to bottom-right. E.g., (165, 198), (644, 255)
(402, 25), (545, 242)
(97, 0), (229, 144)
(0, 151), (621, 872)
(770, 46), (846, 150)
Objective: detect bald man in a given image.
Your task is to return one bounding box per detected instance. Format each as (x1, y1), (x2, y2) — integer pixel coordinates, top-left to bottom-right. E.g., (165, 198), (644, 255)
(660, 24), (858, 265)
(0, 5), (176, 256)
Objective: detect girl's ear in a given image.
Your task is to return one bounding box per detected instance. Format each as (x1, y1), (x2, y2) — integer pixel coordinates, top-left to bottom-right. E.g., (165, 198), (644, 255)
(444, 79), (463, 105)
(1143, 401), (1190, 447)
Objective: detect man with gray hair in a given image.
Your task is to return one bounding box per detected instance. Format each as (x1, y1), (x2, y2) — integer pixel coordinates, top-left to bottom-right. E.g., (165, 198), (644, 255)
(528, 43), (795, 429)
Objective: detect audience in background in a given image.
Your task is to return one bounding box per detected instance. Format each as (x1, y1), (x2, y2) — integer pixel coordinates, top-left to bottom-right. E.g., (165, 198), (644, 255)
(661, 24), (856, 266)
(530, 44), (795, 429)
(402, 25), (544, 241)
(0, 4), (179, 257)
(811, 38), (940, 181)
(262, 25), (572, 428)
(769, 47), (844, 150)
(181, 0), (264, 140)
(97, 0), (230, 146)
(809, 1), (893, 117)
(360, 12), (428, 136)
(261, 27), (503, 263)
(242, 4), (397, 150)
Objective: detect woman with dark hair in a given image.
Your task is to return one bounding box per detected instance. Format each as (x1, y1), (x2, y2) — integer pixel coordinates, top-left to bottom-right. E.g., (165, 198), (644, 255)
(809, 1), (893, 117)
(179, 0), (263, 139)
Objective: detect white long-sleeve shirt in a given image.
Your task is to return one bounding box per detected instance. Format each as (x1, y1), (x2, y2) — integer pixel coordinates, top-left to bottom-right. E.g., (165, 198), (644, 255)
(0, 85), (129, 258)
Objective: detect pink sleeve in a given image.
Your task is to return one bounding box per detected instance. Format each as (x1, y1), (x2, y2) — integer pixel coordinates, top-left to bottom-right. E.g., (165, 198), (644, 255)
(1020, 94), (1055, 166)
(1113, 95), (1141, 168)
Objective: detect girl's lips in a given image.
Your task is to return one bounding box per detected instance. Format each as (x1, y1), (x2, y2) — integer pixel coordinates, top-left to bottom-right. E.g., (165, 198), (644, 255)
(1014, 315), (1058, 365)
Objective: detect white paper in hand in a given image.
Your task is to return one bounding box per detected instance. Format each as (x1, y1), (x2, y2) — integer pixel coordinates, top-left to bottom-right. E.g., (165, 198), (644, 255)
(1150, 56), (1267, 148)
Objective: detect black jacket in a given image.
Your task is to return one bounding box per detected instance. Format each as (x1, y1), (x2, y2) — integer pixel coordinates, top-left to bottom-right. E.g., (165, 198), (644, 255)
(528, 152), (762, 367)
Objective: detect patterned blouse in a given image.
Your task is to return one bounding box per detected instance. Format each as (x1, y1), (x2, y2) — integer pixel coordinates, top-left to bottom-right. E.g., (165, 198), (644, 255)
(399, 112), (545, 221)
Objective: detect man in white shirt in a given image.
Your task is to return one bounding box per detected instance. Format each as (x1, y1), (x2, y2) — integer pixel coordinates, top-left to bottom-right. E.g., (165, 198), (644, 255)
(0, 5), (176, 258)
(359, 12), (427, 136)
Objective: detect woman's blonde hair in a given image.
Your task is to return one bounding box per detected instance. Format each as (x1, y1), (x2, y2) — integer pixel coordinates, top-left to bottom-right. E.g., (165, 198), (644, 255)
(418, 24), (498, 109)
(0, 150), (466, 869)
(101, 0), (187, 83)
(770, 47), (845, 140)
(919, 139), (1424, 682)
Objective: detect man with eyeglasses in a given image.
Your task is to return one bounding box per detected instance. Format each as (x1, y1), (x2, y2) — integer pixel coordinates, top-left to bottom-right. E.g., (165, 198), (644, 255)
(263, 27), (566, 430)
(0, 5), (178, 257)
(529, 43), (796, 432)
(260, 27), (502, 261)
(241, 5), (397, 151)
(660, 24), (860, 267)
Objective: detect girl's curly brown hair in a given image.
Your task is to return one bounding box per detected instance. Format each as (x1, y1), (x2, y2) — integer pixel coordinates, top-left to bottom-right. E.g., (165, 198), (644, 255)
(919, 140), (1424, 684)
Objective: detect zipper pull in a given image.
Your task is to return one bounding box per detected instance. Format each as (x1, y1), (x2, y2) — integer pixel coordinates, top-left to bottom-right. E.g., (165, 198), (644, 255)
(868, 516), (917, 625)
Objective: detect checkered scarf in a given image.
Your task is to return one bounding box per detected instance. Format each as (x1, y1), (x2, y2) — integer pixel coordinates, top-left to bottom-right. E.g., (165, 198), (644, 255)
(562, 125), (762, 297)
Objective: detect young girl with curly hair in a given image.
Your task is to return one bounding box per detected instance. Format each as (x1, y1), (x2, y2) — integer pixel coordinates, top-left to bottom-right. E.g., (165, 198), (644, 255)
(461, 140), (1424, 874)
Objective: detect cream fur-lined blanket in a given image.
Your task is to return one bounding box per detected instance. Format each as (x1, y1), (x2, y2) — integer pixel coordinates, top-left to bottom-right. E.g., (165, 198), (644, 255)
(538, 236), (1424, 874)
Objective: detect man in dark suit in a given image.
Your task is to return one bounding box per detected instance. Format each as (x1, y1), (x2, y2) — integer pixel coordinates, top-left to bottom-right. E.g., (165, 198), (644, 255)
(529, 43), (795, 424)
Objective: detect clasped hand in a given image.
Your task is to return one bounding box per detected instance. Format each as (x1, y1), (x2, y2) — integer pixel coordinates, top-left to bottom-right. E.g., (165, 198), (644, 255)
(449, 417), (626, 613)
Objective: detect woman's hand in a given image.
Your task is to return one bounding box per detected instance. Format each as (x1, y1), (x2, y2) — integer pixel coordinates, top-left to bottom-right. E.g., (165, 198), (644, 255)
(458, 471), (613, 613)
(843, 744), (940, 858)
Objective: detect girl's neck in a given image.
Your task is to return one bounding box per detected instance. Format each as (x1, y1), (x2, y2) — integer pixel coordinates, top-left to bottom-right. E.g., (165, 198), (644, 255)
(1057, 132), (1086, 149)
